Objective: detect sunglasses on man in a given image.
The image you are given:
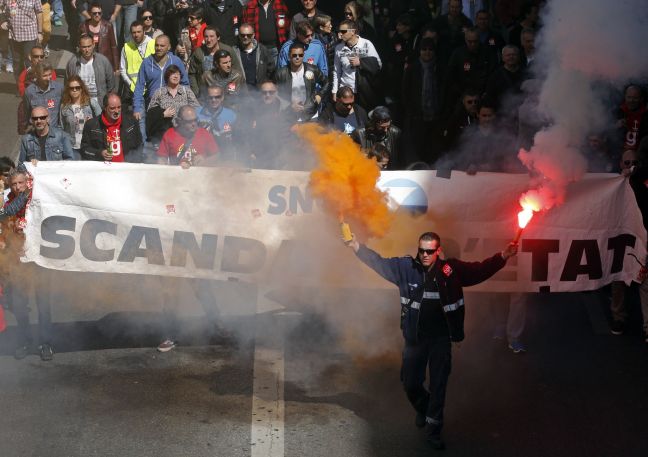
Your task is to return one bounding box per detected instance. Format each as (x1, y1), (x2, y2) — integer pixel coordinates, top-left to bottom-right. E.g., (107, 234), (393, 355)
(418, 248), (438, 255)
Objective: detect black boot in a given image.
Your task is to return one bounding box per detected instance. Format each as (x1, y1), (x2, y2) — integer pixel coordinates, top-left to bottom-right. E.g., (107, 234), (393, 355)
(425, 422), (445, 450)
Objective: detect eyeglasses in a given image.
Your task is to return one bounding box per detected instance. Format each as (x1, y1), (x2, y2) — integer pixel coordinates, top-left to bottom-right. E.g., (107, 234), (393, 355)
(240, 33), (254, 37)
(142, 15), (153, 20)
(418, 248), (438, 256)
(290, 53), (304, 58)
(208, 95), (223, 99)
(624, 160), (640, 166)
(31, 115), (48, 121)
(261, 90), (276, 95)
(69, 86), (82, 91)
(339, 29), (355, 34)
(91, 11), (102, 16)
(31, 54), (44, 59)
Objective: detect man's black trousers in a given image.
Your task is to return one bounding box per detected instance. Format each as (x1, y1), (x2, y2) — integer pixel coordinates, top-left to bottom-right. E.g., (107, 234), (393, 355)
(401, 335), (452, 430)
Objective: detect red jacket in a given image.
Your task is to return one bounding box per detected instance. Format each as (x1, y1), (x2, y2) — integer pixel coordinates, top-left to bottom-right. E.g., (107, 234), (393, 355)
(242, 0), (290, 47)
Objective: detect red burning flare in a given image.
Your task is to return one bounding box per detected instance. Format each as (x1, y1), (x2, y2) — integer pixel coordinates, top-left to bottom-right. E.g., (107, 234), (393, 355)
(514, 193), (542, 243)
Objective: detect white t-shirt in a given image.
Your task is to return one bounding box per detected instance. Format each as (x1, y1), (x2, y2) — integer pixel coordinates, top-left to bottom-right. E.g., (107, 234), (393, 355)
(79, 57), (97, 97)
(332, 37), (382, 94)
(291, 65), (306, 105)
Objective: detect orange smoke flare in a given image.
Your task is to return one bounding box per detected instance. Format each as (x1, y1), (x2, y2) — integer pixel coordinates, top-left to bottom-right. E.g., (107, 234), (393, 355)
(295, 124), (393, 239)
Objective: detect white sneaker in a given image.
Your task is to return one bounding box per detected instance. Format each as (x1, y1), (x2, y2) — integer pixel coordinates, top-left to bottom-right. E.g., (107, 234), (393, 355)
(157, 339), (176, 352)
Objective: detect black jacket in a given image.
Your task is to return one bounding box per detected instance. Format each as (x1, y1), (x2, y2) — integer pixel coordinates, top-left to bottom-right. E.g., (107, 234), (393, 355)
(233, 41), (275, 87)
(204, 0), (243, 47)
(319, 102), (368, 130)
(356, 244), (507, 343)
(275, 62), (329, 119)
(354, 48), (384, 111)
(352, 124), (402, 169)
(80, 114), (143, 162)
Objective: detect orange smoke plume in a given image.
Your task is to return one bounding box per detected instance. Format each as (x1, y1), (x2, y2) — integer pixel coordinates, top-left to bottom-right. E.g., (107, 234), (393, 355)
(296, 124), (393, 239)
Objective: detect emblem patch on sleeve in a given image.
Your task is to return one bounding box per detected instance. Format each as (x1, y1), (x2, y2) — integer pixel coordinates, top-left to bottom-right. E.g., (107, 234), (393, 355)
(442, 264), (453, 277)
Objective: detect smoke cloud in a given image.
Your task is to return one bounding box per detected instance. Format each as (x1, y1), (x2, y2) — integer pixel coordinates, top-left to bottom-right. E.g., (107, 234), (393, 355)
(519, 0), (648, 212)
(295, 123), (393, 239)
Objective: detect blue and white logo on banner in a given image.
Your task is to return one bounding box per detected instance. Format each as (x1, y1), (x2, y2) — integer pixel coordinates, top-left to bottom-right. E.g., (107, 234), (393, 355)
(378, 178), (428, 215)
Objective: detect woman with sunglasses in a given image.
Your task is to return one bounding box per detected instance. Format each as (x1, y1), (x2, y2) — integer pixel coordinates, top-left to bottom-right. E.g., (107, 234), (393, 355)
(60, 77), (102, 160)
(139, 9), (163, 40)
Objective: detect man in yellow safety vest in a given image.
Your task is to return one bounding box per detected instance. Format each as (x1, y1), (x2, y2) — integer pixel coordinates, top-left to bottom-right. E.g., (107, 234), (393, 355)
(120, 20), (156, 97)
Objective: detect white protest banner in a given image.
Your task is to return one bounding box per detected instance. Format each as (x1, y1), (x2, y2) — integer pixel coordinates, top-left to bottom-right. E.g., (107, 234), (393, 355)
(22, 162), (646, 293)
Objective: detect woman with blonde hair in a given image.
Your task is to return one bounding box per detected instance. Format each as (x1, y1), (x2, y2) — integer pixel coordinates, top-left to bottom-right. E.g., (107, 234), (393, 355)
(60, 76), (102, 160)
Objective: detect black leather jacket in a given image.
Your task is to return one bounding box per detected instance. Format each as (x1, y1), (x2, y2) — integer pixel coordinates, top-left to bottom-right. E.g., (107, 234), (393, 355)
(275, 62), (329, 119)
(80, 114), (143, 162)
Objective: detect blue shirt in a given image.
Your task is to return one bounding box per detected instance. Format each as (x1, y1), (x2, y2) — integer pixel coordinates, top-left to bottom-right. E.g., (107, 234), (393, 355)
(277, 38), (328, 76)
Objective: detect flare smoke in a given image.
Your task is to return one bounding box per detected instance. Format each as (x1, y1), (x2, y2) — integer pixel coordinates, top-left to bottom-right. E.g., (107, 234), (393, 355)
(519, 0), (648, 210)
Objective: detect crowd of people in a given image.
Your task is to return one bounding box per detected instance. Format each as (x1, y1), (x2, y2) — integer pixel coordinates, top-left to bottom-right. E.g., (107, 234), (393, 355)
(1, 1), (648, 451)
(0, 0), (647, 379)
(0, 0), (645, 172)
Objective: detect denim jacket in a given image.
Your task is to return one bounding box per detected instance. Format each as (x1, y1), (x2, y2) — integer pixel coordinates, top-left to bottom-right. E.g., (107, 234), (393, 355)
(19, 126), (75, 162)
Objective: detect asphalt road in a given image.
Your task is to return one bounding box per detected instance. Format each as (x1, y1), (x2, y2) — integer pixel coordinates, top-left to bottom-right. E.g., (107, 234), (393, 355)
(1, 285), (648, 457)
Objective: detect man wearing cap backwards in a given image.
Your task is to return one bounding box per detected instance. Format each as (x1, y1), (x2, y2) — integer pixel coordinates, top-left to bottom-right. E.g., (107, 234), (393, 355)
(345, 231), (518, 450)
(352, 106), (403, 169)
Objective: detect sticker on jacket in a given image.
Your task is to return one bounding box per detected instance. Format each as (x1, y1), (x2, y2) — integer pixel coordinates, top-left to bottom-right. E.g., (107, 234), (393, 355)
(442, 264), (453, 277)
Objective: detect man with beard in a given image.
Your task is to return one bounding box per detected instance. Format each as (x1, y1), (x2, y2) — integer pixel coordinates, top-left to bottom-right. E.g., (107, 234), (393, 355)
(345, 230), (517, 450)
(319, 85), (368, 136)
(81, 92), (143, 162)
(188, 26), (242, 98)
(352, 106), (402, 169)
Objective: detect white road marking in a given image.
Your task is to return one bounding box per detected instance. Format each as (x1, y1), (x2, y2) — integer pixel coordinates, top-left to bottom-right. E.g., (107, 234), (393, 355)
(251, 290), (285, 457)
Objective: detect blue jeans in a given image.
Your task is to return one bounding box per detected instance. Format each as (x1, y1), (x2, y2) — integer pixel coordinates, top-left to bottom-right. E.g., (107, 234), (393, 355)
(51, 0), (64, 21)
(116, 4), (139, 44)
